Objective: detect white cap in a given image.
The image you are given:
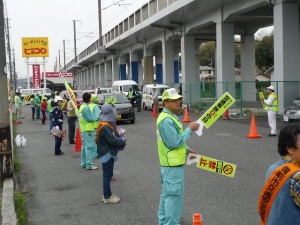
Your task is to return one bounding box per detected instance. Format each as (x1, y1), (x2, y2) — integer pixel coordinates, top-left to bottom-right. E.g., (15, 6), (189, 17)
(267, 86), (275, 91)
(54, 96), (64, 102)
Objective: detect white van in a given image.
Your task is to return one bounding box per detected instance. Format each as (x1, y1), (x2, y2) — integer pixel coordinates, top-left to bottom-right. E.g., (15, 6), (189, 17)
(111, 80), (140, 96)
(20, 88), (53, 101)
(142, 84), (169, 110)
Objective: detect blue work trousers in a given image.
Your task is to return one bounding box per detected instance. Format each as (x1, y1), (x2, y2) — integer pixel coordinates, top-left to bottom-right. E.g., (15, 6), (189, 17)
(102, 157), (114, 199)
(158, 166), (185, 225)
(54, 124), (63, 155)
(81, 131), (95, 168)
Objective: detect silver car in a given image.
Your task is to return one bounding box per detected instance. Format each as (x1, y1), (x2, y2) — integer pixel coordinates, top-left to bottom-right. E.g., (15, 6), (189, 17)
(282, 104), (300, 123)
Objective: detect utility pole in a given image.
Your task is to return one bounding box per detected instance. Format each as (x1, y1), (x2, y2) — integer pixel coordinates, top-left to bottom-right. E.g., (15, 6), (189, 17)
(73, 20), (81, 63)
(58, 50), (61, 72)
(98, 0), (103, 46)
(63, 39), (69, 70)
(12, 49), (17, 91)
(5, 18), (13, 92)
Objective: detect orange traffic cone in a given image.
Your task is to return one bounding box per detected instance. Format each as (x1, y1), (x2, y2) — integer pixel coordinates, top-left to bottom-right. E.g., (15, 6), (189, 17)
(182, 106), (191, 122)
(73, 128), (82, 152)
(193, 213), (203, 225)
(246, 115), (261, 138)
(152, 105), (157, 118)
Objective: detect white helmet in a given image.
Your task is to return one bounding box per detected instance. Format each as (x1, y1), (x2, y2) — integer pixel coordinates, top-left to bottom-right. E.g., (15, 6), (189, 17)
(54, 96), (64, 102)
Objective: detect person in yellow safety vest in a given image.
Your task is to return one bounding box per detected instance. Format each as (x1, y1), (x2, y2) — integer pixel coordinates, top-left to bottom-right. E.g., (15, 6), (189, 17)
(14, 92), (23, 124)
(156, 88), (200, 225)
(127, 88), (135, 108)
(89, 94), (101, 158)
(47, 93), (55, 134)
(260, 85), (278, 137)
(78, 92), (99, 170)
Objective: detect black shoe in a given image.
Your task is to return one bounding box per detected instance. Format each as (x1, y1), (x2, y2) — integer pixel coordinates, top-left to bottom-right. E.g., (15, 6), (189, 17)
(268, 134), (277, 137)
(55, 152), (64, 155)
(69, 141), (76, 144)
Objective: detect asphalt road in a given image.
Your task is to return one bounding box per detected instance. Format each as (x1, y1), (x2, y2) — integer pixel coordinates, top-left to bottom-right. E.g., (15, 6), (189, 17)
(15, 105), (287, 225)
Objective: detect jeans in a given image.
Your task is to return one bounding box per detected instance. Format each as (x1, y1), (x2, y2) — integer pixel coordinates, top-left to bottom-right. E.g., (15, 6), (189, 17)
(102, 157), (114, 199)
(31, 108), (35, 120)
(41, 110), (46, 124)
(49, 112), (53, 132)
(67, 116), (77, 143)
(36, 106), (41, 119)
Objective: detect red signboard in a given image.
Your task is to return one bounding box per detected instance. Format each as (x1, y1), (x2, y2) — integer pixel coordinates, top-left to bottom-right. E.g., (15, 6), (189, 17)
(32, 64), (41, 88)
(44, 72), (73, 78)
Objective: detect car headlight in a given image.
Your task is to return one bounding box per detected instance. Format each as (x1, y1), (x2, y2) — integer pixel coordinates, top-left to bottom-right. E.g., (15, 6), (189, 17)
(295, 111), (300, 115)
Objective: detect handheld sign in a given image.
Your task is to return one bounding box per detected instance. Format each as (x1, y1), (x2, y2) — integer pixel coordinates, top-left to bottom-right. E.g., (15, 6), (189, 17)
(186, 154), (236, 178)
(199, 92), (235, 128)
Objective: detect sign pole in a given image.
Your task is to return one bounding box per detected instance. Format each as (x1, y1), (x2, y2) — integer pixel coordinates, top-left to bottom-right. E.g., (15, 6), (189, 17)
(26, 58), (30, 89)
(43, 57), (46, 88)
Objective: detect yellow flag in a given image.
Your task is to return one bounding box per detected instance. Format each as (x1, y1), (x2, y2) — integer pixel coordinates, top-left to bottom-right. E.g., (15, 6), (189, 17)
(60, 74), (79, 115)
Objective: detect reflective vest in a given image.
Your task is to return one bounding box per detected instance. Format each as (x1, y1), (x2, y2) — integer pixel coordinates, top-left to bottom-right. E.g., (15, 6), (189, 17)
(47, 98), (53, 112)
(156, 112), (186, 166)
(128, 91), (133, 98)
(264, 93), (278, 112)
(79, 105), (87, 132)
(88, 103), (99, 129)
(14, 96), (20, 107)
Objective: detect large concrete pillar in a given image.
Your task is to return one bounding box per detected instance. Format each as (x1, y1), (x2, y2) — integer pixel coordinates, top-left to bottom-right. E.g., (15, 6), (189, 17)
(216, 22), (235, 99)
(130, 53), (139, 83)
(240, 35), (256, 101)
(99, 64), (105, 87)
(95, 65), (100, 87)
(105, 62), (112, 87)
(162, 38), (174, 84)
(174, 51), (179, 83)
(144, 51), (154, 84)
(119, 57), (126, 80)
(112, 59), (119, 83)
(274, 2), (299, 112)
(138, 57), (143, 85)
(156, 53), (163, 84)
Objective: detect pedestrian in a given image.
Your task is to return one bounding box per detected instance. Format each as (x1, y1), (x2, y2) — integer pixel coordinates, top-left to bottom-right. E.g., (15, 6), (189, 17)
(156, 88), (200, 225)
(52, 96), (64, 155)
(30, 94), (38, 121)
(47, 93), (55, 133)
(67, 92), (77, 144)
(152, 88), (159, 113)
(14, 92), (23, 124)
(258, 124), (300, 224)
(79, 92), (99, 170)
(127, 88), (135, 107)
(134, 89), (141, 112)
(96, 87), (101, 94)
(35, 93), (41, 119)
(90, 94), (101, 157)
(260, 85), (278, 136)
(40, 97), (47, 125)
(95, 103), (126, 204)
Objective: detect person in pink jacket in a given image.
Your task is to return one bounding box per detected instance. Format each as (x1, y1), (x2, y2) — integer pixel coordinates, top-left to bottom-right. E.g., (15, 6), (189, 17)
(41, 97), (48, 125)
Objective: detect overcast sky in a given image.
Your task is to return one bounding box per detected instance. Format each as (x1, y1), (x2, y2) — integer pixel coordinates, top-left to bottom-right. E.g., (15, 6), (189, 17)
(5, 0), (272, 79)
(5, 0), (148, 78)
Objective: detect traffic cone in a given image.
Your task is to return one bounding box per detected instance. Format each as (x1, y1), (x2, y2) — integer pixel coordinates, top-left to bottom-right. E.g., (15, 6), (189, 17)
(182, 106), (191, 122)
(73, 128), (82, 152)
(222, 109), (231, 119)
(246, 115), (261, 138)
(193, 213), (203, 225)
(152, 105), (157, 118)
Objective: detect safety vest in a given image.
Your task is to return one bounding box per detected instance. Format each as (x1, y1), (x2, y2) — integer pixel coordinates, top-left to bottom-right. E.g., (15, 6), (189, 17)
(156, 111), (186, 166)
(47, 98), (53, 112)
(128, 91), (133, 98)
(88, 103), (99, 129)
(79, 104), (94, 132)
(14, 96), (20, 107)
(264, 93), (278, 112)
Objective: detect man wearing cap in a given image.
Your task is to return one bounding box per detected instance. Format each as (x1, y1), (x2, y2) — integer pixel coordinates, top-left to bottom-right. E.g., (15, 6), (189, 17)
(67, 92), (77, 144)
(156, 88), (200, 225)
(52, 96), (64, 155)
(14, 92), (23, 124)
(79, 92), (99, 170)
(261, 86), (278, 137)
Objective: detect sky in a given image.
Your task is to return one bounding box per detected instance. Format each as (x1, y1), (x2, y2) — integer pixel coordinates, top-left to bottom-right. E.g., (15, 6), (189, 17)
(5, 0), (148, 78)
(5, 0), (272, 79)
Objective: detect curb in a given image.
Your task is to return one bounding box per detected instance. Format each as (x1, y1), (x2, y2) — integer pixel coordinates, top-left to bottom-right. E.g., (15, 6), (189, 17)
(1, 178), (17, 225)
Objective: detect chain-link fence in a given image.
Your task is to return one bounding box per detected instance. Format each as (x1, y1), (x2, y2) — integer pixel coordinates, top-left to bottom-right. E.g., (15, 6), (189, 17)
(165, 81), (300, 117)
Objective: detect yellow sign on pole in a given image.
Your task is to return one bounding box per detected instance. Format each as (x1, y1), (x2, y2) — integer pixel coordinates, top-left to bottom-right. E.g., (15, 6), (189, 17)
(22, 37), (49, 57)
(197, 155), (236, 178)
(199, 92), (235, 128)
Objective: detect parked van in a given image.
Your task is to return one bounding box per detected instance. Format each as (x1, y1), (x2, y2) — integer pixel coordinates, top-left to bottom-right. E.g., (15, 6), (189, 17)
(142, 84), (169, 110)
(20, 88), (53, 102)
(111, 80), (140, 96)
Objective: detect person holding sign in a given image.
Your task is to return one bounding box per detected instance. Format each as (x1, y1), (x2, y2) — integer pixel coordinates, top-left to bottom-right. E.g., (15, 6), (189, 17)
(260, 86), (278, 137)
(258, 124), (300, 224)
(156, 88), (199, 225)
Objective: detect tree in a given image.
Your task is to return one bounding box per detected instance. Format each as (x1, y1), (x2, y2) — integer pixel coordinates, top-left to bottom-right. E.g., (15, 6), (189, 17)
(199, 41), (215, 67)
(255, 35), (274, 71)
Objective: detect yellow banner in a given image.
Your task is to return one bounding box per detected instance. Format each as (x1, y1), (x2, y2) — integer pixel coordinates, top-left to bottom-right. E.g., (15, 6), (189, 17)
(199, 92), (235, 128)
(197, 155), (236, 178)
(22, 37), (49, 57)
(60, 74), (79, 115)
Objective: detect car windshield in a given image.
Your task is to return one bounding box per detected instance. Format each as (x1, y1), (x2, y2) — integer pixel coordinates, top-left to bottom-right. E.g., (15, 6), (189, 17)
(105, 94), (129, 104)
(123, 85), (140, 92)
